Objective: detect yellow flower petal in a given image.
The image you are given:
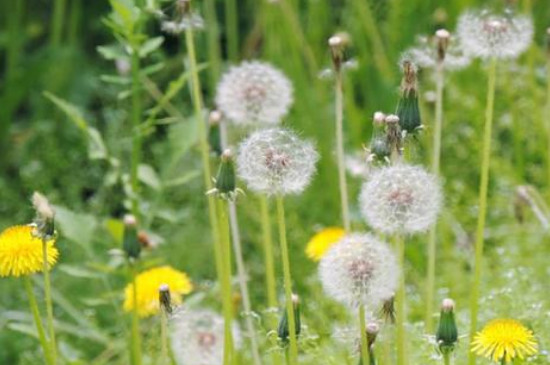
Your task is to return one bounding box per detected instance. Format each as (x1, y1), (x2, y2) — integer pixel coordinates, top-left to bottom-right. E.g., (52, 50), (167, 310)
(305, 227), (345, 262)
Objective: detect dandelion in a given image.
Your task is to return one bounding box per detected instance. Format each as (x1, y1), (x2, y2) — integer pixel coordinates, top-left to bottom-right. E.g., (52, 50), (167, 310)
(457, 10), (533, 60)
(305, 227), (346, 262)
(215, 61), (293, 125)
(359, 164), (442, 234)
(0, 225), (59, 278)
(236, 127), (319, 196)
(171, 308), (241, 365)
(396, 59), (422, 134)
(471, 319), (537, 363)
(403, 32), (471, 71)
(319, 233), (398, 308)
(160, 0), (204, 34)
(123, 266), (193, 317)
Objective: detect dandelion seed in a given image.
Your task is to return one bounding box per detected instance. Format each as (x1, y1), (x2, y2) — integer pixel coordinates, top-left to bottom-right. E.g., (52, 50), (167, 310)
(471, 319), (538, 363)
(171, 308), (241, 365)
(236, 128), (318, 196)
(457, 10), (533, 60)
(123, 266), (193, 317)
(345, 152), (370, 178)
(305, 227), (346, 262)
(402, 32), (471, 71)
(359, 164), (442, 234)
(319, 233), (399, 308)
(215, 61), (293, 126)
(0, 225), (59, 277)
(161, 0), (204, 34)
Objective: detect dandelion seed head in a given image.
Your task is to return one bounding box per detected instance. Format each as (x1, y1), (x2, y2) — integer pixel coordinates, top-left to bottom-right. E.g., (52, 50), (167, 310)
(236, 128), (318, 195)
(171, 308), (241, 365)
(215, 61), (293, 126)
(319, 233), (399, 309)
(457, 10), (533, 59)
(403, 33), (471, 71)
(161, 13), (204, 34)
(32, 192), (55, 222)
(359, 164), (442, 234)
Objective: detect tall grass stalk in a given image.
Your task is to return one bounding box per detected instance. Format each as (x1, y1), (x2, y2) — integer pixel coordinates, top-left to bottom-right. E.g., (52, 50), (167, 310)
(275, 195), (298, 365)
(50, 0), (66, 48)
(130, 264), (142, 365)
(225, 0), (239, 61)
(130, 44), (142, 218)
(358, 304), (371, 365)
(468, 57), (497, 365)
(203, 0), (222, 89)
(425, 60), (445, 332)
(24, 276), (54, 365)
(334, 68), (351, 231)
(395, 234), (406, 365)
(546, 43), (550, 191)
(41, 239), (57, 364)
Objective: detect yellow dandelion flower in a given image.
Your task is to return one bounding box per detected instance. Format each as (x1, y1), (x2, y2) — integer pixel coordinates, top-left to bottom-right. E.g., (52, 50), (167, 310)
(0, 225), (59, 277)
(124, 265), (193, 317)
(305, 227), (345, 262)
(471, 319), (538, 363)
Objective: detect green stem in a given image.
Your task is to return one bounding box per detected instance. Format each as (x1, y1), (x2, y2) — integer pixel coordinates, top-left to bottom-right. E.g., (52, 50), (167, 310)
(204, 0), (222, 89)
(468, 57), (497, 365)
(24, 276), (54, 365)
(218, 199), (235, 365)
(160, 308), (177, 365)
(443, 353), (451, 365)
(358, 305), (370, 365)
(275, 195), (298, 365)
(42, 240), (57, 364)
(426, 61), (445, 332)
(130, 42), (142, 218)
(68, 0), (82, 46)
(395, 234), (406, 365)
(130, 264), (142, 365)
(546, 53), (550, 194)
(225, 0), (239, 61)
(50, 0), (66, 48)
(334, 70), (351, 232)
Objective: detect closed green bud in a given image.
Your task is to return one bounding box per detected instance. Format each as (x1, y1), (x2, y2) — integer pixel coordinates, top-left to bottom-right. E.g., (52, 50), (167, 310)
(215, 150), (237, 196)
(370, 137), (391, 159)
(277, 294), (301, 344)
(123, 214), (141, 259)
(208, 111), (223, 156)
(396, 60), (422, 134)
(436, 298), (458, 355)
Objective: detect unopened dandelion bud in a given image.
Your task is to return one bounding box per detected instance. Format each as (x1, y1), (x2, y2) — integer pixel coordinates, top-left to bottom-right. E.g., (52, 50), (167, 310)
(370, 137), (390, 160)
(396, 60), (422, 134)
(212, 149), (239, 200)
(122, 214), (141, 259)
(208, 110), (223, 155)
(436, 298), (458, 355)
(435, 29), (450, 61)
(277, 293), (301, 344)
(380, 296), (396, 323)
(329, 33), (350, 71)
(366, 322), (379, 349)
(159, 283), (173, 314)
(373, 111), (386, 127)
(384, 114), (402, 158)
(32, 192), (56, 240)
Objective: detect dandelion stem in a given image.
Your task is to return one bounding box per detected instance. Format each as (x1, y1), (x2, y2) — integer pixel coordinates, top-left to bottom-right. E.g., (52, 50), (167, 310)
(218, 199), (235, 365)
(276, 195), (298, 365)
(204, 0), (222, 89)
(426, 61), (445, 332)
(160, 309), (168, 365)
(546, 50), (550, 194)
(260, 196), (277, 309)
(50, 0), (65, 48)
(225, 0), (239, 61)
(334, 69), (351, 232)
(130, 263), (142, 365)
(443, 353), (451, 365)
(395, 234), (406, 365)
(24, 276), (54, 365)
(358, 304), (371, 365)
(468, 57), (497, 365)
(41, 239), (57, 364)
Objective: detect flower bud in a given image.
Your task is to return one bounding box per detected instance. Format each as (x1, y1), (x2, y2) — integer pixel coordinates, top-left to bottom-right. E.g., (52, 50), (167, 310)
(436, 298), (458, 355)
(277, 294), (301, 344)
(373, 111), (386, 127)
(32, 192), (56, 240)
(214, 149), (237, 199)
(159, 283), (172, 314)
(208, 111), (223, 156)
(123, 214), (141, 259)
(380, 296), (396, 323)
(370, 137), (391, 160)
(435, 29), (450, 61)
(396, 61), (422, 134)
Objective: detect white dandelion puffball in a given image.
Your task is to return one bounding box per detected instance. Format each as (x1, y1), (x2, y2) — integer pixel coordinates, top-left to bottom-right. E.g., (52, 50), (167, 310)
(403, 35), (471, 71)
(215, 61), (293, 125)
(319, 233), (399, 309)
(171, 308), (241, 365)
(236, 128), (318, 195)
(359, 164), (442, 234)
(457, 10), (533, 60)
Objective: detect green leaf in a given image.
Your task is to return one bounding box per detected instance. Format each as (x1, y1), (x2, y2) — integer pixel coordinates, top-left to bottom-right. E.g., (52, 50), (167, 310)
(105, 218), (124, 245)
(138, 36), (164, 58)
(169, 118), (199, 163)
(97, 44), (127, 60)
(58, 264), (103, 279)
(164, 170), (200, 187)
(138, 164), (162, 190)
(53, 205), (98, 248)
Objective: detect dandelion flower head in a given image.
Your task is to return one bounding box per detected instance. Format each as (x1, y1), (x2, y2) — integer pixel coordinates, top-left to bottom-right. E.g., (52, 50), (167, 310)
(319, 233), (399, 308)
(305, 227), (345, 262)
(359, 164), (442, 234)
(0, 225), (59, 277)
(123, 265), (193, 317)
(216, 61), (293, 126)
(236, 128), (318, 195)
(457, 10), (533, 60)
(471, 319), (538, 363)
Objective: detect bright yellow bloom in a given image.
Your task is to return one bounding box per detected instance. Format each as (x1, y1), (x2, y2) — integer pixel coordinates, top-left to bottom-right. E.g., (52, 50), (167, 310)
(0, 225), (59, 277)
(305, 227), (345, 262)
(124, 266), (193, 317)
(471, 319), (538, 363)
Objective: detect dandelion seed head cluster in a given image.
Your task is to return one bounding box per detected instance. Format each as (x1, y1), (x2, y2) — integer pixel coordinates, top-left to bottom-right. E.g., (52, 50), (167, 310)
(215, 61), (293, 126)
(471, 319), (538, 362)
(236, 128), (318, 195)
(0, 225), (59, 277)
(171, 308), (241, 365)
(305, 227), (345, 262)
(319, 233), (399, 309)
(359, 164), (442, 234)
(403, 34), (471, 71)
(161, 13), (204, 34)
(123, 266), (193, 317)
(457, 10), (533, 60)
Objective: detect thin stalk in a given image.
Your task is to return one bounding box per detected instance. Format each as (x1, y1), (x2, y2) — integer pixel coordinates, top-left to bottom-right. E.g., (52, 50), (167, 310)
(358, 304), (371, 365)
(24, 276), (54, 365)
(443, 353), (451, 365)
(203, 0), (222, 89)
(68, 0), (82, 46)
(130, 46), (142, 218)
(334, 70), (351, 231)
(395, 234), (406, 365)
(42, 239), (57, 364)
(218, 199), (235, 365)
(468, 57), (497, 365)
(50, 0), (66, 48)
(219, 123), (262, 365)
(275, 195), (298, 365)
(130, 264), (142, 365)
(225, 0), (239, 61)
(546, 53), (550, 192)
(425, 61), (445, 332)
(160, 309), (177, 365)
